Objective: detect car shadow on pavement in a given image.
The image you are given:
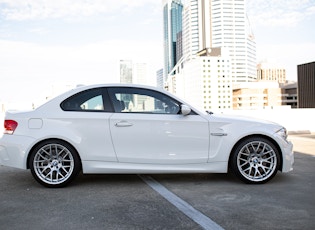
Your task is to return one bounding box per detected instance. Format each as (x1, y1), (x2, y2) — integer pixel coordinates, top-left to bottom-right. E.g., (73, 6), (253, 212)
(73, 172), (242, 188)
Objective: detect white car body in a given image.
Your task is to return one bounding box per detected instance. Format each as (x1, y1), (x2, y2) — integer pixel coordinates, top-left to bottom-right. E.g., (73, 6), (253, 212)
(0, 84), (294, 187)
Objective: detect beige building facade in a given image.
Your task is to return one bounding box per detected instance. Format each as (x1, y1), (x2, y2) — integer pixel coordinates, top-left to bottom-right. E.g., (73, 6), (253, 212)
(233, 81), (283, 110)
(257, 61), (286, 83)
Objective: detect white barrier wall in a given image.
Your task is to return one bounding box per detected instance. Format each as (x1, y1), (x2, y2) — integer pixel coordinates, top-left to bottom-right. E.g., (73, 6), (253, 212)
(222, 108), (315, 133)
(1, 109), (315, 133)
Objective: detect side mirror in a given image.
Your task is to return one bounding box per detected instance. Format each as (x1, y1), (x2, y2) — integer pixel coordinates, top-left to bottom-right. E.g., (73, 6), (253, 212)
(181, 104), (191, 116)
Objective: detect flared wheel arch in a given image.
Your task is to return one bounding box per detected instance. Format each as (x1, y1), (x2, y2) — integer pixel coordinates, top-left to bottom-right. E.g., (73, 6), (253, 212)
(228, 134), (283, 173)
(27, 138), (82, 170)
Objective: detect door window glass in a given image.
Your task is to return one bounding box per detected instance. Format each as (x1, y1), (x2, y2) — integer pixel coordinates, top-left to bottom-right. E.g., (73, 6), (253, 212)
(108, 88), (180, 114)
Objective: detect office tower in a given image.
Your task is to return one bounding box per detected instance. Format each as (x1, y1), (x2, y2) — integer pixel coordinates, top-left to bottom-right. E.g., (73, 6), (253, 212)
(133, 62), (148, 85)
(119, 60), (149, 110)
(163, 0), (183, 80)
(156, 68), (164, 88)
(212, 0), (256, 82)
(120, 60), (148, 85)
(182, 0), (212, 61)
(182, 0), (256, 82)
(120, 60), (133, 84)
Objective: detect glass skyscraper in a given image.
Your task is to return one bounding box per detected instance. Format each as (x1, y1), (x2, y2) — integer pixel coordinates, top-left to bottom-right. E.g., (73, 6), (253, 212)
(163, 0), (183, 81)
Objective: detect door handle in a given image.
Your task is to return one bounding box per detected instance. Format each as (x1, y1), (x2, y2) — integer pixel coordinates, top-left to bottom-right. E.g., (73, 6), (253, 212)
(115, 121), (133, 127)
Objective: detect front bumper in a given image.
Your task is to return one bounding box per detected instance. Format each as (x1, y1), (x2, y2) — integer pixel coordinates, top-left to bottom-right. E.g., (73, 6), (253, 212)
(281, 140), (294, 172)
(0, 134), (36, 169)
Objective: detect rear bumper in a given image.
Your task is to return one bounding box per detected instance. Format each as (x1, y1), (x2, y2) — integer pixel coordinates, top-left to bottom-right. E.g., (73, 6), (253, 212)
(0, 134), (36, 169)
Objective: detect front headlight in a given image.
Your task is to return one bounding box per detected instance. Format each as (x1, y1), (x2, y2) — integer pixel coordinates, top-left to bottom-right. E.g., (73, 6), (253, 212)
(276, 127), (288, 141)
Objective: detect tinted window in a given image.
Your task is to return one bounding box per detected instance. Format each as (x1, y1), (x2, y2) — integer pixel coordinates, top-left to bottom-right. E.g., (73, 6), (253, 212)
(61, 88), (108, 112)
(108, 87), (181, 114)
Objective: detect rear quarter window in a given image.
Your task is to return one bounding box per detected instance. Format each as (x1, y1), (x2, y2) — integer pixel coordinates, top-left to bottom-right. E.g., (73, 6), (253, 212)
(60, 88), (109, 112)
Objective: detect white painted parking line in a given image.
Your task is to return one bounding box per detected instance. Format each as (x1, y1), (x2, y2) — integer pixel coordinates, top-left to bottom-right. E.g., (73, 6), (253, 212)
(139, 175), (224, 230)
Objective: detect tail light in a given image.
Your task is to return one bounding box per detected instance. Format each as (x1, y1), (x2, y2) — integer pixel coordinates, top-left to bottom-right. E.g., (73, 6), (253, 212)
(4, 120), (18, 134)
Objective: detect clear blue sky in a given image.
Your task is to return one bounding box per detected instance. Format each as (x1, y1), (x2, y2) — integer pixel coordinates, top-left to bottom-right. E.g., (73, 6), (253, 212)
(0, 0), (314, 104)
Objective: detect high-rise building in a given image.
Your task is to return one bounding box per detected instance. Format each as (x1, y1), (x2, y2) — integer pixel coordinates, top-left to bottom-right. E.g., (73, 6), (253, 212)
(120, 60), (149, 109)
(156, 68), (164, 88)
(182, 0), (256, 83)
(163, 0), (183, 80)
(120, 60), (148, 85)
(133, 62), (148, 85)
(212, 0), (256, 82)
(120, 60), (133, 84)
(182, 0), (212, 61)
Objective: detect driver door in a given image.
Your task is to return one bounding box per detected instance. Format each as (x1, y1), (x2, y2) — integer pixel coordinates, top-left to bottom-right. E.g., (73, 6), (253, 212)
(108, 87), (209, 164)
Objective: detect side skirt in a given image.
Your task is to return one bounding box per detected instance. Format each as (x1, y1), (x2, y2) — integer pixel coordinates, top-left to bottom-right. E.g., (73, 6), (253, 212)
(82, 161), (228, 174)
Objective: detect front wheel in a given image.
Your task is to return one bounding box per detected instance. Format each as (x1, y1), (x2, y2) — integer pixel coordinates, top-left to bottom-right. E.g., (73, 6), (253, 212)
(29, 140), (81, 188)
(230, 137), (280, 184)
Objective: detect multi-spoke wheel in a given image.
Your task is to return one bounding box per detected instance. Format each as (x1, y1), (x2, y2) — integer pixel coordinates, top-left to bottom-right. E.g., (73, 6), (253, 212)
(29, 140), (81, 188)
(230, 137), (280, 184)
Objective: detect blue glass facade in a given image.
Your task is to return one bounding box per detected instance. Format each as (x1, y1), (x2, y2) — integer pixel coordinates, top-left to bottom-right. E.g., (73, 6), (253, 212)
(163, 0), (183, 79)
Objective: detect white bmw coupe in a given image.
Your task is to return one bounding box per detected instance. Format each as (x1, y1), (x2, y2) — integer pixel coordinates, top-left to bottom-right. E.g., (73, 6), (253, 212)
(0, 84), (294, 187)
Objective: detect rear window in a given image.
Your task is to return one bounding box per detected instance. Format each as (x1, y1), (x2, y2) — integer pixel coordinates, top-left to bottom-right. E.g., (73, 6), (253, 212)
(60, 88), (107, 112)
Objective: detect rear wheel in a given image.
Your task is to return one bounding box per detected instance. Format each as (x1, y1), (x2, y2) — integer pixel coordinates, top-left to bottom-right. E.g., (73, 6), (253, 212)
(230, 137), (280, 184)
(29, 140), (81, 188)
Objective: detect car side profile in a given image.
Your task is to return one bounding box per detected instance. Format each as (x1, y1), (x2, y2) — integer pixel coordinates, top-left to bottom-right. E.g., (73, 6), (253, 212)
(0, 84), (294, 187)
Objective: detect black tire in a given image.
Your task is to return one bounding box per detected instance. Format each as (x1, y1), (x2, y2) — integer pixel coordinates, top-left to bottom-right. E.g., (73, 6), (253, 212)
(230, 137), (280, 184)
(29, 139), (81, 188)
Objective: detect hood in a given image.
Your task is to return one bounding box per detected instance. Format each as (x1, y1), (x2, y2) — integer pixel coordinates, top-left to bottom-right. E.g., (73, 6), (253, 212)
(208, 113), (283, 133)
